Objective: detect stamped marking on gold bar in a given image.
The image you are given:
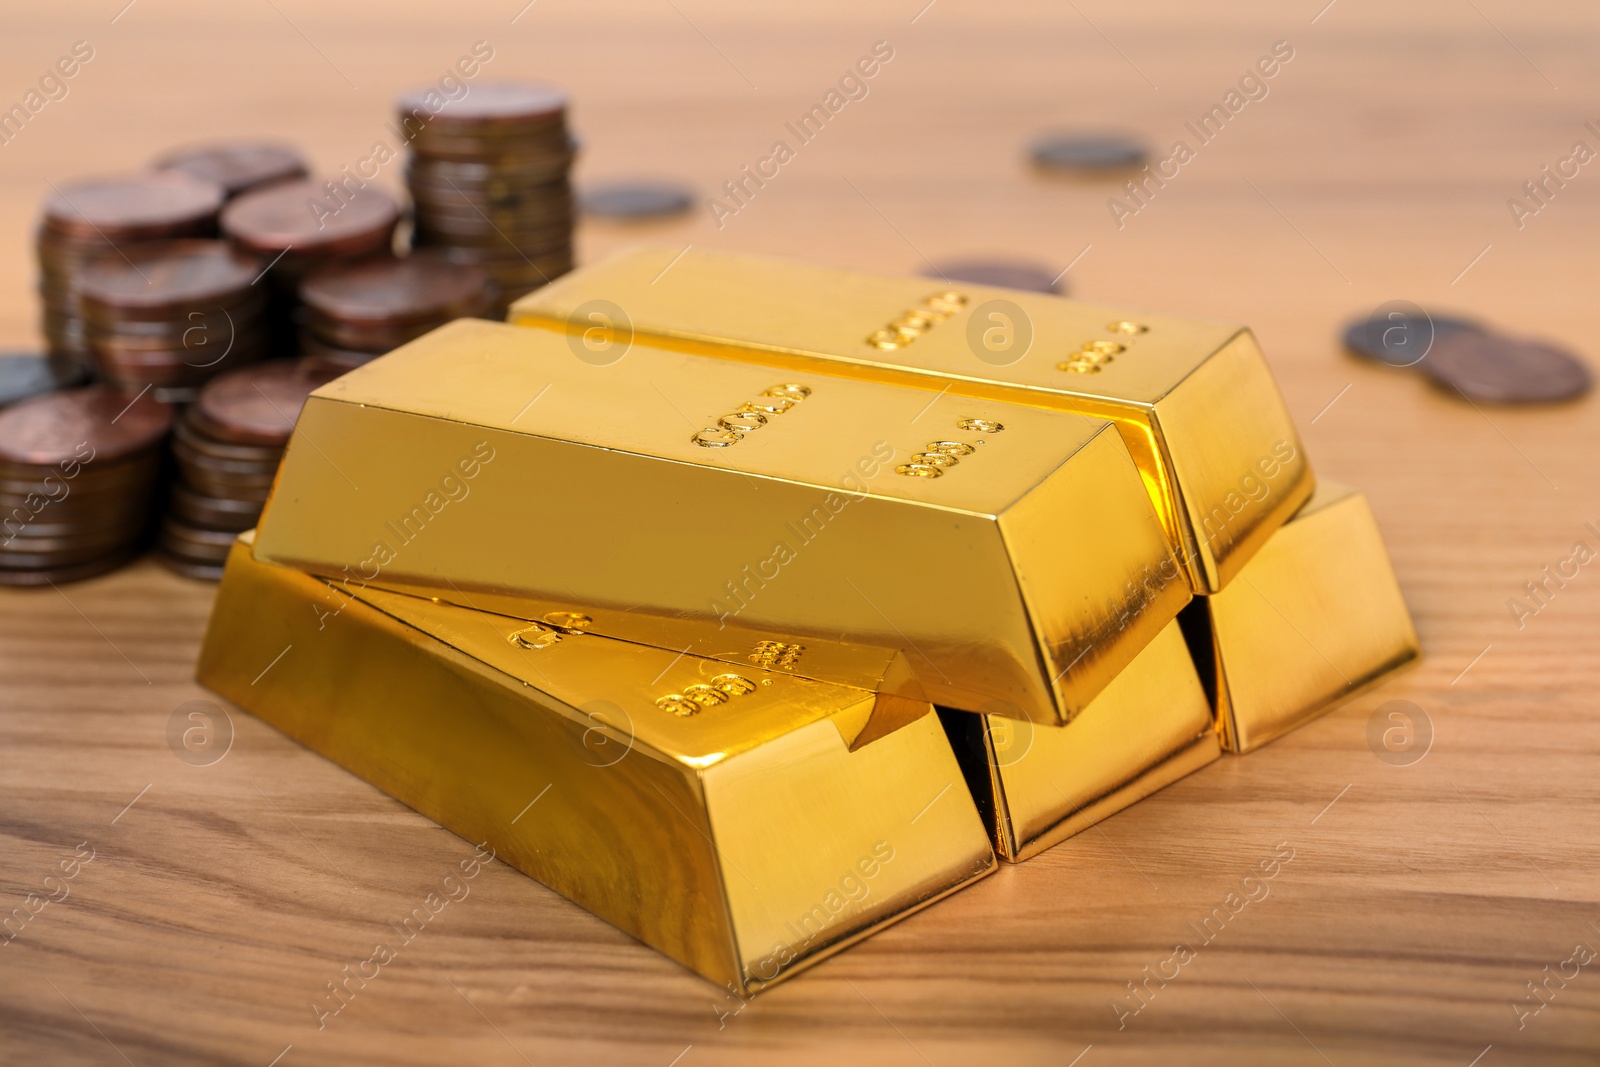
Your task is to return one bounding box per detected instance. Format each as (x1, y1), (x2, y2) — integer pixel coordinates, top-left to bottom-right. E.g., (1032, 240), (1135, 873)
(692, 383), (812, 447)
(749, 640), (805, 670)
(656, 673), (759, 716)
(1058, 322), (1146, 374)
(507, 611), (593, 650)
(867, 291), (968, 349)
(894, 421), (994, 479)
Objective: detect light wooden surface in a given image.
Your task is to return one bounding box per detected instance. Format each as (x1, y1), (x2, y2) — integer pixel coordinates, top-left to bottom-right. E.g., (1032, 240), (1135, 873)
(4, 2), (1600, 1064)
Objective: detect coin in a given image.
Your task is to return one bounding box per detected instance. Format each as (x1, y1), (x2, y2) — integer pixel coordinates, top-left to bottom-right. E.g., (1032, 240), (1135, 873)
(190, 358), (341, 447)
(0, 387), (173, 467)
(398, 83), (568, 130)
(222, 180), (401, 260)
(1422, 331), (1592, 404)
(154, 142), (309, 198)
(80, 240), (264, 319)
(580, 181), (694, 220)
(0, 352), (85, 409)
(1342, 309), (1480, 368)
(0, 545), (141, 587)
(1030, 133), (1148, 174)
(42, 172), (226, 241)
(924, 258), (1064, 295)
(299, 251), (486, 334)
(154, 552), (225, 582)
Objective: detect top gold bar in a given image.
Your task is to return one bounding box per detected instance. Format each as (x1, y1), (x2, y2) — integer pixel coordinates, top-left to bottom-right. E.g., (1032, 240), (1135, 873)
(250, 319), (1188, 726)
(509, 246), (1313, 593)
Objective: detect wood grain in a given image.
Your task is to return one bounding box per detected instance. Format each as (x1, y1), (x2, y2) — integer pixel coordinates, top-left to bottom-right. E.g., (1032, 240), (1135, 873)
(3, 1), (1599, 1064)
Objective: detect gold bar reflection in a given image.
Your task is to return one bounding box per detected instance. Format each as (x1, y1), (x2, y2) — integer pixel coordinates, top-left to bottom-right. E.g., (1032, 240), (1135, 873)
(199, 533), (996, 994)
(508, 245), (1314, 593)
(251, 318), (1190, 726)
(940, 620), (1219, 862)
(1185, 482), (1420, 752)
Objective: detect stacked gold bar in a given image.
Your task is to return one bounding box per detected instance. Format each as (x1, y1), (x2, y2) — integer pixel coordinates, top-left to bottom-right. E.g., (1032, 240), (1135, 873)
(198, 247), (1418, 991)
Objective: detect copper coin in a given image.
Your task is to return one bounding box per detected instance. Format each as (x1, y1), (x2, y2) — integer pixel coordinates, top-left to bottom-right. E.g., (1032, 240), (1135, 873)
(168, 482), (264, 531)
(160, 517), (239, 550)
(580, 181), (694, 220)
(172, 436), (280, 480)
(1342, 306), (1480, 368)
(0, 524), (135, 558)
(222, 180), (401, 257)
(191, 358), (339, 446)
(0, 352), (86, 408)
(154, 142), (309, 198)
(924, 258), (1064, 295)
(0, 545), (141, 587)
(298, 334), (379, 372)
(398, 82), (567, 129)
(79, 240), (264, 318)
(300, 252), (491, 327)
(42, 173), (225, 241)
(173, 415), (283, 464)
(1423, 331), (1593, 404)
(155, 551), (225, 582)
(0, 387), (173, 467)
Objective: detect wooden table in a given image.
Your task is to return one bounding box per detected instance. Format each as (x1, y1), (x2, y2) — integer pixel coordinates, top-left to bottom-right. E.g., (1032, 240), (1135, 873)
(3, 1), (1598, 1063)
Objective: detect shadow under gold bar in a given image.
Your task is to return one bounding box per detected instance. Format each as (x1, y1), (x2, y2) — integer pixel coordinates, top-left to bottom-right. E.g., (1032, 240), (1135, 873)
(199, 533), (996, 995)
(940, 619), (1220, 861)
(508, 245), (1314, 593)
(251, 319), (1189, 726)
(1181, 482), (1420, 752)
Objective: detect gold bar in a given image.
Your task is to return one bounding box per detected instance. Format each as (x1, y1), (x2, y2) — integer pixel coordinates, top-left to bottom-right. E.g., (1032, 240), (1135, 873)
(509, 245), (1314, 593)
(251, 318), (1190, 726)
(1186, 482), (1420, 752)
(940, 619), (1219, 862)
(199, 533), (996, 994)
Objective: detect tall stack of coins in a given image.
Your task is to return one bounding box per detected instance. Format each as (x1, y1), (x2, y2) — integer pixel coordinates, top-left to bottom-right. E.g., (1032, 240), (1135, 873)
(79, 240), (269, 401)
(401, 84), (575, 312)
(0, 386), (173, 586)
(37, 173), (226, 373)
(298, 252), (492, 367)
(160, 358), (341, 580)
(154, 142), (309, 200)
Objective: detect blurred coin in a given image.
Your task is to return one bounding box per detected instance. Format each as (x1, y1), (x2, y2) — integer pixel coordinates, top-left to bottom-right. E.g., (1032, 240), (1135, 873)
(400, 83), (568, 131)
(80, 240), (264, 320)
(155, 552), (226, 581)
(1342, 306), (1480, 368)
(1423, 331), (1592, 404)
(300, 252), (491, 331)
(0, 387), (173, 467)
(580, 181), (694, 220)
(0, 353), (86, 408)
(925, 258), (1064, 295)
(1030, 133), (1148, 174)
(223, 180), (400, 260)
(154, 142), (309, 199)
(42, 172), (225, 241)
(0, 546), (140, 587)
(190, 358), (341, 447)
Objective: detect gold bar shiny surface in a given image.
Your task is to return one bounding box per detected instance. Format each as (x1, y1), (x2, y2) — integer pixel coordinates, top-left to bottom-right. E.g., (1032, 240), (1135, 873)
(1187, 482), (1420, 752)
(198, 533), (996, 994)
(940, 619), (1220, 862)
(251, 318), (1190, 725)
(509, 245), (1314, 593)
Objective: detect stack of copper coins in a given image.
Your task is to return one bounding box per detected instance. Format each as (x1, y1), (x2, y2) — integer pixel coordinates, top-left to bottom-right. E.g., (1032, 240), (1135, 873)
(79, 240), (269, 402)
(298, 252), (492, 368)
(222, 178), (401, 360)
(401, 84), (575, 313)
(154, 142), (309, 200)
(37, 173), (225, 374)
(0, 386), (173, 586)
(160, 358), (341, 580)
